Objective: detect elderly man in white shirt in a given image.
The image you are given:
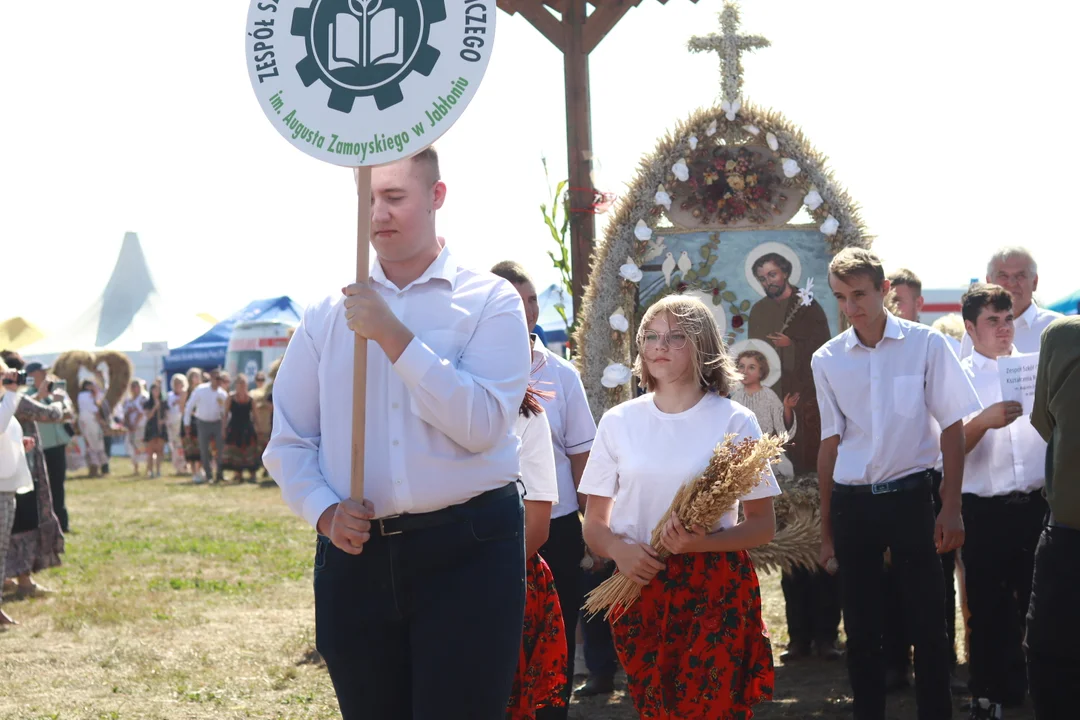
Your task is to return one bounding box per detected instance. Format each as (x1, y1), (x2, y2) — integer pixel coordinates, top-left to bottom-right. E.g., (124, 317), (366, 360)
(491, 260), (598, 713)
(957, 284), (1047, 719)
(959, 246), (1062, 359)
(264, 148), (532, 720)
(813, 248), (981, 720)
(182, 368), (228, 484)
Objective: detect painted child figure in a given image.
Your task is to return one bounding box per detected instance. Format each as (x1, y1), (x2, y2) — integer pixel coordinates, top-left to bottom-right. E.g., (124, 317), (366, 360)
(731, 348), (798, 479)
(580, 295), (780, 720)
(508, 385), (568, 720)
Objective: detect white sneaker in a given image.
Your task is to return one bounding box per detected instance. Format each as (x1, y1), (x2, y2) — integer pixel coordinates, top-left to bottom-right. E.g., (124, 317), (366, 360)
(193, 473), (206, 485)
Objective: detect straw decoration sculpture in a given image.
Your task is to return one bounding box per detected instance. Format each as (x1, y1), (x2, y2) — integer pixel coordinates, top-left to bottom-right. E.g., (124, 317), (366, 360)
(583, 432), (785, 621)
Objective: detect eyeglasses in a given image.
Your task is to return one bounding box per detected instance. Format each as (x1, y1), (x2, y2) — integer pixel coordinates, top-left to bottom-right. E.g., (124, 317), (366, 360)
(641, 330), (689, 350)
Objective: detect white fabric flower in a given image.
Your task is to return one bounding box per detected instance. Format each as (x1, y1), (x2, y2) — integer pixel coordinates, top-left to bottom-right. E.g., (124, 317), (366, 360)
(619, 257), (643, 283)
(803, 189), (824, 211)
(671, 159), (690, 182)
(634, 219), (652, 241)
(688, 136), (699, 151)
(705, 119), (718, 137)
(654, 184), (672, 210)
(782, 158), (801, 178)
(797, 277), (815, 307)
(820, 215), (839, 236)
(601, 363), (633, 389)
(743, 124), (760, 136)
(766, 132), (779, 152)
(720, 98), (742, 121)
(609, 308), (630, 333)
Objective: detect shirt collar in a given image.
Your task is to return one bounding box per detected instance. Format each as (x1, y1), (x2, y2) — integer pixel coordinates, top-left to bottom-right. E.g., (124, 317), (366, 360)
(531, 333), (545, 358)
(369, 240), (458, 293)
(843, 311), (905, 352)
(1016, 301), (1039, 329)
(971, 345), (1018, 370)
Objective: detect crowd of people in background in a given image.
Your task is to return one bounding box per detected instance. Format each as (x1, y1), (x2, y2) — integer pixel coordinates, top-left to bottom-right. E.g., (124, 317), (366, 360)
(0, 350), (278, 626)
(0, 179), (1075, 720)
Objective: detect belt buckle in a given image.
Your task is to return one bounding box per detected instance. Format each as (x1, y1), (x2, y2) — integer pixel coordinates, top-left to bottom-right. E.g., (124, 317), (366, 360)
(871, 482), (893, 496)
(378, 515), (403, 537)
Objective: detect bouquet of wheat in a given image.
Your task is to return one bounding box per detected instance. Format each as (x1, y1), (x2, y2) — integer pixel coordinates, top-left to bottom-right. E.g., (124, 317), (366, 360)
(583, 433), (785, 622)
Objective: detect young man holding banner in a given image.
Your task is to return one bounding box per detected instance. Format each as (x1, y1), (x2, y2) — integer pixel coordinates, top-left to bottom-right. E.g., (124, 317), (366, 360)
(265, 148), (533, 720)
(958, 284), (1047, 719)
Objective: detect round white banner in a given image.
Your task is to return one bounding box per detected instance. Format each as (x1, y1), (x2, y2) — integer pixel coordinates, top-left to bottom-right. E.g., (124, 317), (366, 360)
(246, 0), (496, 167)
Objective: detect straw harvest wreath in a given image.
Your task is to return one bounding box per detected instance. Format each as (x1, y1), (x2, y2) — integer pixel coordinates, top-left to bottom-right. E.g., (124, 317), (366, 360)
(573, 3), (870, 577)
(51, 350), (133, 433)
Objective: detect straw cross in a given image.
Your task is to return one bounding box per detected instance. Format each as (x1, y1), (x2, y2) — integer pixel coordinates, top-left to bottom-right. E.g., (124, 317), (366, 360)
(688, 3), (770, 105)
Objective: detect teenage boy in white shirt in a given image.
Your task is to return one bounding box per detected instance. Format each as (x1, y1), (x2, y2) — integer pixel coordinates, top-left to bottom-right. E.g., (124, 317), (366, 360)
(813, 248), (981, 720)
(958, 284), (1047, 720)
(265, 148), (532, 720)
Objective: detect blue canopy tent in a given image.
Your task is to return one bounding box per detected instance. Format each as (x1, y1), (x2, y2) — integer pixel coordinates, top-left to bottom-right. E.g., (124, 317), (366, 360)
(163, 296), (303, 375)
(1048, 289), (1080, 316)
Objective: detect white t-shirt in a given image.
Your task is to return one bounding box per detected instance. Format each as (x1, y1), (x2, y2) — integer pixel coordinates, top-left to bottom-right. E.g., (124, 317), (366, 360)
(530, 336), (597, 517)
(515, 411), (560, 505)
(578, 392), (781, 544)
(166, 391), (184, 425)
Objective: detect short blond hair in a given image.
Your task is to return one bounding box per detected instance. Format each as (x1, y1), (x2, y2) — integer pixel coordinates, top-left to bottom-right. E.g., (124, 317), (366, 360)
(633, 295), (740, 395)
(171, 373), (188, 392)
(829, 247), (886, 289)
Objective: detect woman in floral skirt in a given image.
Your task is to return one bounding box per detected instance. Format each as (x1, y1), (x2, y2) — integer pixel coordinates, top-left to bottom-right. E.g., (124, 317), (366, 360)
(181, 368), (203, 482)
(507, 381), (567, 720)
(580, 295), (780, 719)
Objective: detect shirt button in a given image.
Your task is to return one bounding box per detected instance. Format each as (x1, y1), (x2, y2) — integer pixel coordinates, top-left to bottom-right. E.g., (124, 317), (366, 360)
(392, 440), (399, 446)
(392, 403), (399, 409)
(394, 478), (402, 485)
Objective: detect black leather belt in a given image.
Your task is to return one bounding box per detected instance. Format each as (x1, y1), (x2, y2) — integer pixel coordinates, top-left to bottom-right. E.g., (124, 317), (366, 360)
(375, 482), (520, 537)
(833, 470), (934, 496)
(964, 489), (1043, 505)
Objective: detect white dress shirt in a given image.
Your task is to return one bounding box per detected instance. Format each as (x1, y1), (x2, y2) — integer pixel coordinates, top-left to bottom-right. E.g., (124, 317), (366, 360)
(0, 390), (33, 493)
(812, 312), (982, 486)
(515, 411), (559, 505)
(959, 302), (1062, 359)
(530, 336), (596, 517)
(183, 383), (227, 424)
(579, 392), (781, 544)
(264, 245), (531, 528)
(960, 349), (1046, 497)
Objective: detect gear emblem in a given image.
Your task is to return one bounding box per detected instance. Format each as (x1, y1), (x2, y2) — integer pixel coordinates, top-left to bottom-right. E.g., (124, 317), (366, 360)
(291, 0), (446, 113)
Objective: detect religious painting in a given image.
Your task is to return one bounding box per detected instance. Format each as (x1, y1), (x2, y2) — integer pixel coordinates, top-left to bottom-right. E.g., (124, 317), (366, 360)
(636, 229), (836, 474)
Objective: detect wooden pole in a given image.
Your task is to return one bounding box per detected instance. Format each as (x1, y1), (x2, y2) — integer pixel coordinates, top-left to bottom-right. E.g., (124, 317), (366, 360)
(563, 0), (595, 304)
(352, 166), (372, 501)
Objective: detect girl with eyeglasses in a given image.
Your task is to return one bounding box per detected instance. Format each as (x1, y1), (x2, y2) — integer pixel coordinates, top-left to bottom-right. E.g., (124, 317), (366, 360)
(579, 294), (780, 719)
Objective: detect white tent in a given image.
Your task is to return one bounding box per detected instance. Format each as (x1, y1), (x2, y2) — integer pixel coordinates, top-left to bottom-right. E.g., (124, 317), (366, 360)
(21, 232), (211, 381)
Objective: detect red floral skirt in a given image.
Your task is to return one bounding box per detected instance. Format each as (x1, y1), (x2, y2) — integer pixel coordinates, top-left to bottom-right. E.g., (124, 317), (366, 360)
(609, 551), (774, 719)
(506, 553), (568, 720)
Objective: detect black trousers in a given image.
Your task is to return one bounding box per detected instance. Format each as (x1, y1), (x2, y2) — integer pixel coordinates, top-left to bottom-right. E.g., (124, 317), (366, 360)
(43, 445), (68, 532)
(536, 512), (585, 719)
(832, 484), (953, 720)
(962, 491), (1046, 704)
(781, 565), (842, 649)
(1025, 524), (1080, 719)
(581, 560), (620, 678)
(884, 477), (958, 675)
(314, 488), (526, 720)
(102, 434), (112, 473)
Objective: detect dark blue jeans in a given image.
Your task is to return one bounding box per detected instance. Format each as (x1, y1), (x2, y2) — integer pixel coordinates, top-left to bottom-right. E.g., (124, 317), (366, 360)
(314, 488), (526, 720)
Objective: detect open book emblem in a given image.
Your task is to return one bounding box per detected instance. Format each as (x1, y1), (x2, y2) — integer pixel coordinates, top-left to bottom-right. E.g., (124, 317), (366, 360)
(292, 0), (446, 113)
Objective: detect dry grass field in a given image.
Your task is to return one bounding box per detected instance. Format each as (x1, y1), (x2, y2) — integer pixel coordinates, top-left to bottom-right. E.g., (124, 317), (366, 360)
(0, 460), (1035, 720)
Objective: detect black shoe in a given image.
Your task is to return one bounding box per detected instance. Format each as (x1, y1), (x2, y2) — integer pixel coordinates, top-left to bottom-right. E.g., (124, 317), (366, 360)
(779, 642), (812, 663)
(574, 676), (615, 697)
(968, 698), (1003, 720)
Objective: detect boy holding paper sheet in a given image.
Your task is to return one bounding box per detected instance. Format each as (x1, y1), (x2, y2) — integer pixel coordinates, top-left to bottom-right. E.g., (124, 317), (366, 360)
(958, 283), (1047, 719)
